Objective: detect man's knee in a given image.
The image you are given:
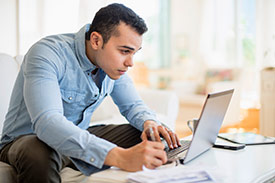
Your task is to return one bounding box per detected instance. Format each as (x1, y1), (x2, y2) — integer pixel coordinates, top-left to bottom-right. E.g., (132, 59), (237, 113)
(7, 135), (62, 183)
(9, 135), (61, 168)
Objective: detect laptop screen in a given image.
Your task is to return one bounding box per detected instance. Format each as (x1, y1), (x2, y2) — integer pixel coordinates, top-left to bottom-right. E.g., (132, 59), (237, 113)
(183, 89), (234, 163)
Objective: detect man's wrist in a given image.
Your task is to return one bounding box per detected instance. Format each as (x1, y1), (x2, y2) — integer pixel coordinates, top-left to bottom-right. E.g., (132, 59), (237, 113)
(104, 146), (125, 168)
(143, 120), (158, 130)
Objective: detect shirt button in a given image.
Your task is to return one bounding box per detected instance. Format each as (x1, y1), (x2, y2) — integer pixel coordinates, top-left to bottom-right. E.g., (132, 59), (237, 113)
(94, 94), (98, 97)
(90, 158), (95, 162)
(68, 96), (73, 100)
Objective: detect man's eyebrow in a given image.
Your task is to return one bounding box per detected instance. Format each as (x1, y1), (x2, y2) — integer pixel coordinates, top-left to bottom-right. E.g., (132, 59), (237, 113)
(119, 46), (142, 51)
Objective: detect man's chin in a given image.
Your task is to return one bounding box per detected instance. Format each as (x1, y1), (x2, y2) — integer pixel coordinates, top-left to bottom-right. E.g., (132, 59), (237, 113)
(108, 74), (121, 80)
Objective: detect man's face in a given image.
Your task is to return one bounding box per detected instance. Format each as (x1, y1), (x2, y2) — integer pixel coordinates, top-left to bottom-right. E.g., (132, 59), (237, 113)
(94, 23), (142, 80)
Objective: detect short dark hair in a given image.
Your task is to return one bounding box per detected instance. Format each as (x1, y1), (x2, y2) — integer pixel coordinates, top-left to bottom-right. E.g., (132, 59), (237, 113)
(85, 3), (148, 44)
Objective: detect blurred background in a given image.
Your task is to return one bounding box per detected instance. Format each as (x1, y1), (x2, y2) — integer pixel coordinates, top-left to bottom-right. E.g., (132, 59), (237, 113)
(1, 0), (275, 137)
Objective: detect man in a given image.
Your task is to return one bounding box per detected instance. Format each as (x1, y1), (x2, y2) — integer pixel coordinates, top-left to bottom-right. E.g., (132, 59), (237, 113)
(0, 3), (180, 183)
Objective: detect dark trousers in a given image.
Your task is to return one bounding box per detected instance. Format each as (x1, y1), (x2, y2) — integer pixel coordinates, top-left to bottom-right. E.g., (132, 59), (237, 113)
(0, 124), (142, 183)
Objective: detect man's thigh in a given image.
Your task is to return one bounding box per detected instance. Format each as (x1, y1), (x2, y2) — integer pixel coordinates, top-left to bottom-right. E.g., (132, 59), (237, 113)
(87, 124), (142, 148)
(0, 134), (66, 183)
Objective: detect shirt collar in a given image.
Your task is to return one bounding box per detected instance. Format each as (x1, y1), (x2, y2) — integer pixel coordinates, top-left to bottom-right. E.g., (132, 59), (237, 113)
(75, 24), (97, 72)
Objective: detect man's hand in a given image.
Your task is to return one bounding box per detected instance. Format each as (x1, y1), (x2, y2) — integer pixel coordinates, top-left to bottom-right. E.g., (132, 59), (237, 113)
(104, 140), (167, 171)
(104, 120), (181, 172)
(141, 120), (181, 149)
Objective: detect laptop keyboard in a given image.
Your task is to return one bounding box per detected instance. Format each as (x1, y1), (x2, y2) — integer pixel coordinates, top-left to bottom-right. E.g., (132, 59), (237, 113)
(166, 140), (191, 160)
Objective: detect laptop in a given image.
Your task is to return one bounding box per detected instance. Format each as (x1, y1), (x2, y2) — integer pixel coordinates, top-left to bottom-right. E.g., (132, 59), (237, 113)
(166, 89), (234, 164)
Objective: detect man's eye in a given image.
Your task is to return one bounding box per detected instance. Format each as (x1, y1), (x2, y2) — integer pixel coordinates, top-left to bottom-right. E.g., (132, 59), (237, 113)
(121, 50), (130, 54)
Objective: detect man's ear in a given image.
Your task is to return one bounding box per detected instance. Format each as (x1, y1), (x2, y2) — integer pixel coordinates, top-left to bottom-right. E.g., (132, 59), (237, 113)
(89, 32), (103, 50)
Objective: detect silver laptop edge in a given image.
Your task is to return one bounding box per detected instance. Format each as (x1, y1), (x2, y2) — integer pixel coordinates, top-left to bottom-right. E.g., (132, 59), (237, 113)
(180, 89), (234, 164)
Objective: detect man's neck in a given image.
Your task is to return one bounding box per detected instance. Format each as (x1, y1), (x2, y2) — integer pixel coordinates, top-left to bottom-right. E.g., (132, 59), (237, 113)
(85, 40), (97, 67)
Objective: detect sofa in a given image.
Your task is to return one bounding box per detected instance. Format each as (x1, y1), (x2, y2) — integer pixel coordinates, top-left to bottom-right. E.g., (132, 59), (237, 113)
(0, 53), (179, 182)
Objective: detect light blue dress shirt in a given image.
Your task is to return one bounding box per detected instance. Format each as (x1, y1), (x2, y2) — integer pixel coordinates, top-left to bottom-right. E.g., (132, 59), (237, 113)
(0, 24), (158, 175)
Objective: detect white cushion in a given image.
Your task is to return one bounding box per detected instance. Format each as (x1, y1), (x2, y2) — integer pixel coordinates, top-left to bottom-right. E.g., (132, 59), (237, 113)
(0, 53), (20, 136)
(91, 89), (179, 130)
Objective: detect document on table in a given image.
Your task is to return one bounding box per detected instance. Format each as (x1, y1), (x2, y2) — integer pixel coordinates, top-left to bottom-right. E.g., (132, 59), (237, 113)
(127, 166), (215, 183)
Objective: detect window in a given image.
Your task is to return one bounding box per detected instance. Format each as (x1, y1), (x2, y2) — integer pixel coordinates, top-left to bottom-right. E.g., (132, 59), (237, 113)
(170, 0), (256, 67)
(170, 0), (258, 107)
(18, 0), (169, 69)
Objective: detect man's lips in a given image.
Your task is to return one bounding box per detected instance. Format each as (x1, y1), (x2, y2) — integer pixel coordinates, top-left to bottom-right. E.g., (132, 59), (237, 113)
(118, 69), (127, 74)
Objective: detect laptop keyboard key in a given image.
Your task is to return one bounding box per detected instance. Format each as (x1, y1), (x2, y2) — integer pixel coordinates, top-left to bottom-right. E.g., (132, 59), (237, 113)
(166, 140), (190, 159)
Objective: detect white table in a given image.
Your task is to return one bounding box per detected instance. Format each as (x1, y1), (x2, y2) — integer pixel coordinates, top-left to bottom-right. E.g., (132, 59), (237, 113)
(186, 144), (275, 183)
(87, 143), (275, 183)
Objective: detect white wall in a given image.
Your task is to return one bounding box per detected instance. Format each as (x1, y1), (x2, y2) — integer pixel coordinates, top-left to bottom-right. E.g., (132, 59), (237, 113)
(0, 0), (17, 56)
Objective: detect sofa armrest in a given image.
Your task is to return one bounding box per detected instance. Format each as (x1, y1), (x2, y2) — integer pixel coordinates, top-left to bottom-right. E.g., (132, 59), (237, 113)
(0, 54), (20, 137)
(0, 161), (16, 183)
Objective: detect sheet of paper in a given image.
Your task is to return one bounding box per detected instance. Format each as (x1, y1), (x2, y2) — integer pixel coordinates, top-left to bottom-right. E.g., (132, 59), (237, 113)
(127, 166), (215, 183)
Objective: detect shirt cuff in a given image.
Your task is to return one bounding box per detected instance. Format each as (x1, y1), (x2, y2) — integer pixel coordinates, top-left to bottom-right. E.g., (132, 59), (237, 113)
(71, 139), (117, 176)
(83, 137), (117, 168)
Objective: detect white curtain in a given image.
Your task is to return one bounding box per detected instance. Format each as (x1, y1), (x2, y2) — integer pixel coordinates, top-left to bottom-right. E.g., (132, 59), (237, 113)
(19, 0), (81, 54)
(256, 0), (275, 68)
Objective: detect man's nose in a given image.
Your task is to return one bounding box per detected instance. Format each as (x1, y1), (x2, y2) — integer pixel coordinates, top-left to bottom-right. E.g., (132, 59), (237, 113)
(124, 56), (134, 67)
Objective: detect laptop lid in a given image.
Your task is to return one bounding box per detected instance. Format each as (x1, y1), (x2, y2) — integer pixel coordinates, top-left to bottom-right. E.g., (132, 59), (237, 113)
(182, 89), (234, 164)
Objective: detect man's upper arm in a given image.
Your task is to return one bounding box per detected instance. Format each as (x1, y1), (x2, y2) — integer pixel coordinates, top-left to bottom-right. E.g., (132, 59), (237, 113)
(23, 43), (64, 126)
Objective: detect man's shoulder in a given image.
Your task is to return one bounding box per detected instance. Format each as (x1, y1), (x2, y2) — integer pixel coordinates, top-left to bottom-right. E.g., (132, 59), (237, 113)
(38, 33), (76, 52)
(25, 33), (76, 63)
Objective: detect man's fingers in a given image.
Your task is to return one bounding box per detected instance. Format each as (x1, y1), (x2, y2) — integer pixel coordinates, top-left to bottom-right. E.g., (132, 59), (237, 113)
(144, 158), (163, 169)
(118, 140), (167, 172)
(147, 140), (165, 150)
(142, 126), (161, 142)
(168, 131), (178, 148)
(141, 131), (148, 141)
(158, 126), (181, 149)
(143, 147), (167, 169)
(175, 133), (181, 146)
(158, 126), (173, 149)
(153, 126), (161, 142)
(142, 124), (181, 149)
(153, 148), (167, 164)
